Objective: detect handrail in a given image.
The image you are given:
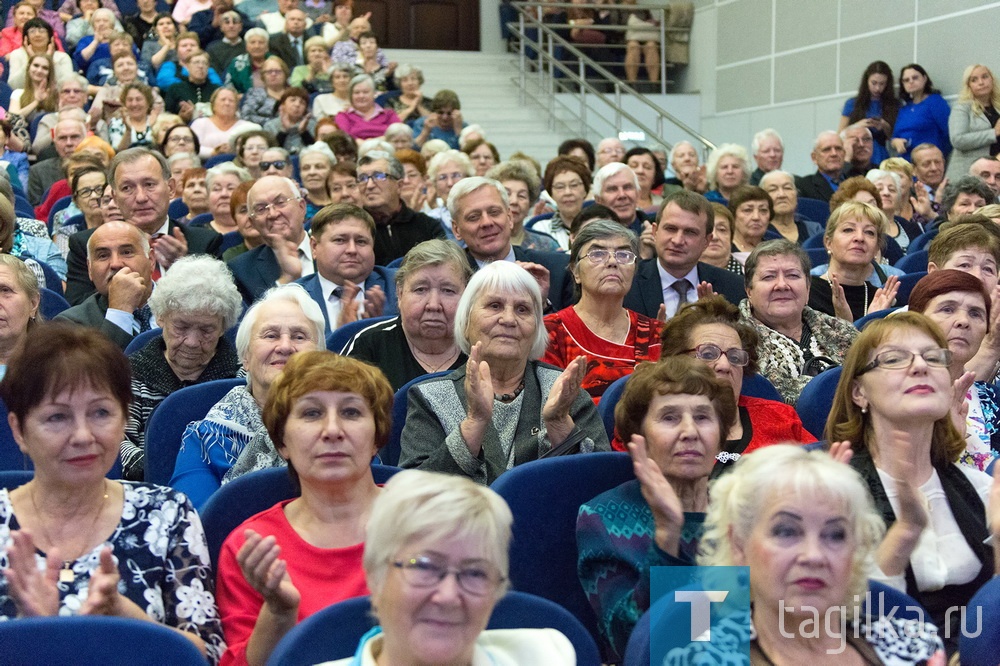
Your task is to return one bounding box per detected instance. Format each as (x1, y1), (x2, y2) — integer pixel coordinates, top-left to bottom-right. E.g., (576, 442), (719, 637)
(508, 2), (715, 155)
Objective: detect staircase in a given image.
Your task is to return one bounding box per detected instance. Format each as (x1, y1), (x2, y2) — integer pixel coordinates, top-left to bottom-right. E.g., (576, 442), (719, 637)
(383, 49), (575, 164)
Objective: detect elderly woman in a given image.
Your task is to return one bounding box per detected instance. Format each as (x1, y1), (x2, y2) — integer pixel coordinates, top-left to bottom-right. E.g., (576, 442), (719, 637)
(0, 324), (225, 663)
(463, 138), (499, 178)
(400, 261), (610, 484)
(809, 200), (900, 322)
(343, 239), (469, 390)
(263, 87), (317, 155)
(759, 170), (823, 245)
(699, 204), (743, 274)
(178, 166), (209, 223)
(335, 74), (401, 141)
(160, 123), (201, 157)
(866, 167), (924, 252)
(105, 81), (156, 151)
(167, 150), (199, 180)
(222, 180), (261, 263)
(140, 13), (176, 73)
(536, 156), (594, 252)
(224, 26), (269, 94)
(170, 284), (325, 510)
(947, 64), (1000, 180)
(881, 156), (935, 231)
(239, 55), (290, 126)
(72, 8), (120, 71)
(909, 269), (1000, 471)
(704, 143), (750, 205)
(298, 143), (336, 217)
(0, 2), (36, 58)
(53, 165), (106, 255)
(6, 17), (73, 89)
(728, 185), (774, 255)
(543, 221), (660, 402)
(661, 294), (817, 461)
(205, 162), (251, 234)
(121, 256), (242, 480)
(100, 183), (124, 223)
(385, 63), (431, 125)
(426, 148), (474, 241)
(486, 160), (560, 252)
(828, 312), (1000, 652)
(216, 352), (390, 665)
(381, 122), (410, 152)
(233, 130), (278, 179)
(396, 148), (428, 212)
(311, 62), (353, 119)
(738, 239), (859, 404)
(577, 356), (734, 662)
(190, 87), (256, 158)
(289, 35), (333, 94)
(625, 146), (665, 213)
(0, 255), (39, 379)
(331, 469), (575, 665)
(692, 445), (945, 663)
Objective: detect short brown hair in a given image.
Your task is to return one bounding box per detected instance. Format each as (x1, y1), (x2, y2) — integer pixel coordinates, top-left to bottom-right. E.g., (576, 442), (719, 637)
(656, 189), (715, 236)
(543, 155), (591, 194)
(728, 185), (774, 221)
(229, 180), (253, 219)
(310, 203), (375, 239)
(826, 312), (963, 465)
(615, 356), (736, 444)
(278, 86), (310, 108)
(908, 269), (991, 330)
(660, 295), (760, 375)
(179, 167), (207, 190)
(928, 216), (1000, 268)
(395, 148), (426, 176)
(829, 176), (879, 212)
(0, 321), (131, 423)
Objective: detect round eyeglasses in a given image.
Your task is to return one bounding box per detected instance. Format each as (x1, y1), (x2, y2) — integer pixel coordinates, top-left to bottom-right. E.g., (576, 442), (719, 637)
(583, 248), (637, 265)
(684, 343), (750, 367)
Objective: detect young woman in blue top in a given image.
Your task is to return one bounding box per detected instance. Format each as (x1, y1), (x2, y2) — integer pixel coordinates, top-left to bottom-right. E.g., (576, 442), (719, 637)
(839, 61), (899, 166)
(891, 63), (952, 161)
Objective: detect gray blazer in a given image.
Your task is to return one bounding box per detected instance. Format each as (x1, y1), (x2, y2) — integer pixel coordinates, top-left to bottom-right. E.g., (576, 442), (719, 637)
(399, 361), (610, 485)
(947, 101), (999, 181)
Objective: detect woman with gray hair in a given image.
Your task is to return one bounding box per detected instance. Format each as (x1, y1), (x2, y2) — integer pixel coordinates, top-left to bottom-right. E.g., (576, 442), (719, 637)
(121, 255), (243, 480)
(0, 254), (39, 380)
(299, 142), (336, 217)
(400, 261), (609, 484)
(867, 168), (923, 252)
(426, 149), (474, 242)
(384, 63), (431, 125)
(327, 468), (575, 665)
(334, 73), (401, 140)
(311, 62), (353, 119)
(543, 220), (660, 402)
(705, 143), (751, 205)
(384, 121), (414, 151)
(169, 283), (326, 510)
(205, 161), (252, 235)
(343, 238), (471, 390)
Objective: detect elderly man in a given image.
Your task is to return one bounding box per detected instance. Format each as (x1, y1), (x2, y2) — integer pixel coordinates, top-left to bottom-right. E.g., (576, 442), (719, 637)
(259, 0), (313, 34)
(749, 128), (784, 185)
(592, 163), (649, 236)
(206, 10), (247, 73)
(450, 176), (573, 310)
(296, 203), (398, 334)
(911, 143), (947, 201)
(761, 170), (823, 243)
(794, 130), (846, 203)
(267, 8), (309, 68)
(357, 150), (445, 265)
(27, 116), (86, 205)
(32, 78), (101, 158)
(57, 222), (155, 349)
(624, 189), (745, 319)
(662, 140), (706, 193)
(189, 0), (241, 47)
(970, 156), (1000, 198)
(228, 175), (314, 303)
(841, 124), (876, 178)
(596, 137), (626, 169)
(65, 148), (224, 305)
(260, 147), (295, 179)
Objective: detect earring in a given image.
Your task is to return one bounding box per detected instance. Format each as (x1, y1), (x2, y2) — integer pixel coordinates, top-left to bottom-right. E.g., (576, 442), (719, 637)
(861, 405), (868, 414)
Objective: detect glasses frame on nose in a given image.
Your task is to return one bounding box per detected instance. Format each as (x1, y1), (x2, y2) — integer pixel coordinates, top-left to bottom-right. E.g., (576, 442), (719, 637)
(260, 160), (288, 171)
(856, 348), (952, 376)
(391, 555), (505, 596)
(684, 343), (750, 367)
(357, 171), (398, 185)
(582, 248), (637, 265)
(249, 196), (299, 220)
(75, 184), (107, 199)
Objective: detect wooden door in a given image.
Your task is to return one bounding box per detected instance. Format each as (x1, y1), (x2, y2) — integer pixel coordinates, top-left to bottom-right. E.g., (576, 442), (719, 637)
(357, 0), (480, 50)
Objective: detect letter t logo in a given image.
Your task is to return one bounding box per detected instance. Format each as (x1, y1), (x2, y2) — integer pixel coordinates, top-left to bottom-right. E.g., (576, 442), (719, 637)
(674, 590), (729, 641)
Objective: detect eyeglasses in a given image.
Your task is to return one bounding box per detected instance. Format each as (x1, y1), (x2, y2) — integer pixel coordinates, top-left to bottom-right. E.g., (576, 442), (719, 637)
(260, 160), (287, 171)
(436, 172), (464, 183)
(75, 185), (106, 198)
(167, 135), (194, 145)
(552, 180), (584, 192)
(684, 344), (750, 367)
(262, 68), (284, 75)
(583, 248), (636, 265)
(357, 171), (397, 184)
(250, 196), (298, 218)
(856, 348), (952, 376)
(392, 554), (504, 596)
(221, 16), (241, 23)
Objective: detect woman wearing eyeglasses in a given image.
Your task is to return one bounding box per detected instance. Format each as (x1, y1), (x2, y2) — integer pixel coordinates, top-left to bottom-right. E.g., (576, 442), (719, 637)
(159, 123), (201, 158)
(827, 312), (1000, 654)
(659, 295), (817, 471)
(53, 165), (106, 257)
(543, 221), (661, 403)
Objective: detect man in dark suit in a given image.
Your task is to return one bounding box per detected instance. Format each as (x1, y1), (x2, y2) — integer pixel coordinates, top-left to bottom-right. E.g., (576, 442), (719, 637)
(841, 124), (876, 178)
(229, 175), (313, 304)
(57, 222), (155, 348)
(295, 203), (398, 335)
(267, 8), (308, 68)
(451, 176), (574, 311)
(27, 117), (86, 205)
(64, 148), (223, 305)
(794, 131), (847, 203)
(624, 189), (745, 319)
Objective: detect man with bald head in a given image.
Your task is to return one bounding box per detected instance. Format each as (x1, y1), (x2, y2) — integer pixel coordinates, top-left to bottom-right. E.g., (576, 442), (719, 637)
(227, 175), (314, 303)
(57, 221), (155, 348)
(596, 137), (626, 169)
(27, 116), (86, 204)
(794, 130), (846, 202)
(970, 156), (1000, 197)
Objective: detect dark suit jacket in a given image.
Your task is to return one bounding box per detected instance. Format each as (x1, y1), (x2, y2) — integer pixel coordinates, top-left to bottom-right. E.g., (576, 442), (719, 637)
(65, 221), (224, 306)
(27, 157), (64, 206)
(623, 259), (746, 318)
(55, 292), (135, 349)
(465, 246), (575, 311)
(794, 172), (837, 203)
(268, 33), (304, 69)
(296, 266), (399, 335)
(228, 243), (282, 305)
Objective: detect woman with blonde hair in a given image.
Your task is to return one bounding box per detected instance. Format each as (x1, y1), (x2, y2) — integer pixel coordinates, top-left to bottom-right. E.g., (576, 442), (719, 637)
(947, 63), (1000, 180)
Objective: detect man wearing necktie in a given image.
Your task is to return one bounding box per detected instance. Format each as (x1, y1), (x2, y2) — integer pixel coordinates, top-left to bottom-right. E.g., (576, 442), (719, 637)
(268, 8), (310, 68)
(56, 221), (156, 349)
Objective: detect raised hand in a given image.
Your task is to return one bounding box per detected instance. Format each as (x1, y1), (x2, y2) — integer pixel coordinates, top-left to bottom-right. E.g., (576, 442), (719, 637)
(950, 371), (975, 439)
(4, 530), (60, 618)
(828, 273), (854, 322)
(515, 260), (551, 304)
(363, 284), (386, 318)
(460, 342), (493, 457)
(81, 547), (123, 616)
(827, 440), (854, 465)
(639, 221), (655, 260)
(869, 275), (899, 312)
(628, 435), (684, 556)
(542, 355), (586, 424)
(910, 182), (933, 218)
(236, 530), (300, 615)
(695, 280), (716, 301)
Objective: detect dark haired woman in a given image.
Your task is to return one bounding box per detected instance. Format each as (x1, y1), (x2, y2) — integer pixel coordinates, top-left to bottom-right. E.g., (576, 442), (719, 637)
(839, 60), (899, 165)
(891, 63), (952, 161)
